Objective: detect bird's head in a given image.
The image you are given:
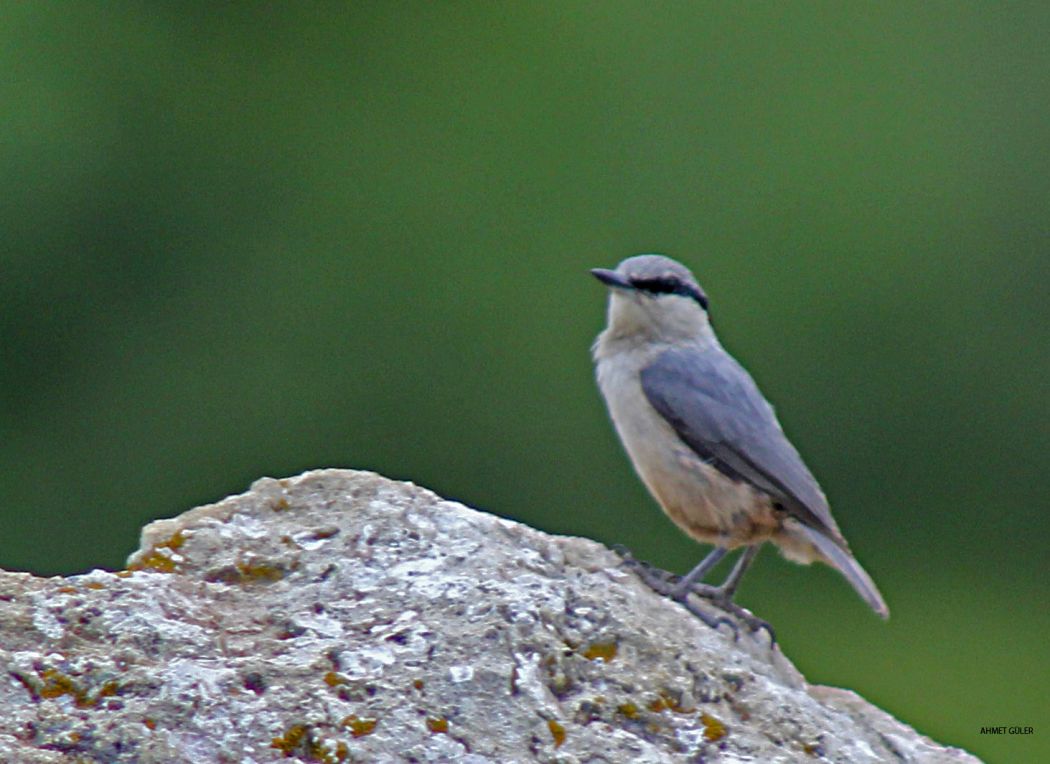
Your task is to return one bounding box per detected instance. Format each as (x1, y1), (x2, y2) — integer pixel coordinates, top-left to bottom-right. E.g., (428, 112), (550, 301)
(591, 254), (712, 343)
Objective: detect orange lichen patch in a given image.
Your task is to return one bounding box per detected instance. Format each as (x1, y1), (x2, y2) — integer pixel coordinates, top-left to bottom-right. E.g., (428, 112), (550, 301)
(617, 702), (640, 719)
(413, 679), (425, 691)
(581, 640), (618, 662)
(547, 719), (566, 748)
(341, 715), (377, 738)
(128, 550), (178, 573)
(271, 724), (309, 754)
(234, 560), (285, 582)
(269, 724), (349, 762)
(273, 497), (291, 511)
(426, 717), (448, 734)
(700, 712), (727, 742)
(38, 669), (84, 702)
(143, 718), (156, 730)
(85, 582), (106, 590)
(126, 531), (187, 573)
(57, 586), (78, 594)
(34, 669), (120, 709)
(647, 690), (694, 714)
(115, 570), (134, 578)
(323, 672), (347, 687)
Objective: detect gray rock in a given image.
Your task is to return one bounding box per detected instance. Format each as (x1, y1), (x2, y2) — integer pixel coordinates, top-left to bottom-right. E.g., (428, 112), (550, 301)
(0, 469), (979, 763)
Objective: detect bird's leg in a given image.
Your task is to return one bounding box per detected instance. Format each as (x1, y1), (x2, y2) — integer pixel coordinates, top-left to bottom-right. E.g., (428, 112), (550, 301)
(685, 545), (758, 600)
(613, 543), (773, 643)
(670, 547), (728, 599)
(716, 544), (758, 599)
(613, 545), (737, 634)
(613, 545), (680, 591)
(687, 546), (776, 644)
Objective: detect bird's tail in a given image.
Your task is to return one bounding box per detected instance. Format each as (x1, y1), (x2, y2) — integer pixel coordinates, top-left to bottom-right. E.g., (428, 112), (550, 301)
(795, 524), (889, 619)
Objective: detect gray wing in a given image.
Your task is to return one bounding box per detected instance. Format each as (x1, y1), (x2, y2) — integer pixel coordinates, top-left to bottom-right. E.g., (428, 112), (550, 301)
(640, 345), (842, 539)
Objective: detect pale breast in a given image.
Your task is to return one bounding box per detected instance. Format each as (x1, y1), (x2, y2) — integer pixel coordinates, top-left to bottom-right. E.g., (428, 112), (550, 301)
(595, 350), (780, 547)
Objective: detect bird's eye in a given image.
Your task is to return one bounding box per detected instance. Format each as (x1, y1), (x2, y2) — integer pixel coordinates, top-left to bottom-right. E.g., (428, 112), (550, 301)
(631, 277), (709, 310)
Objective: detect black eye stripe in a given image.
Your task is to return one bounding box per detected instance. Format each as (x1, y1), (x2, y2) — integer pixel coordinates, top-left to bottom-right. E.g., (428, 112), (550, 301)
(629, 277), (676, 294)
(630, 277), (709, 310)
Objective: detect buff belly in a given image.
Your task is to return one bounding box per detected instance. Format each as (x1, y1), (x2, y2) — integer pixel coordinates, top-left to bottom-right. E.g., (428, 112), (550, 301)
(597, 364), (821, 564)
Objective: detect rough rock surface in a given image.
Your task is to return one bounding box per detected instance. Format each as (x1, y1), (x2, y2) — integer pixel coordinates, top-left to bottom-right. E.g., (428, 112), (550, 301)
(0, 469), (979, 763)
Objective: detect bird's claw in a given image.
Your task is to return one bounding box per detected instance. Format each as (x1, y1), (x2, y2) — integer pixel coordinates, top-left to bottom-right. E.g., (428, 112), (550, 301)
(689, 590), (777, 646)
(616, 546), (775, 646)
(615, 547), (679, 588)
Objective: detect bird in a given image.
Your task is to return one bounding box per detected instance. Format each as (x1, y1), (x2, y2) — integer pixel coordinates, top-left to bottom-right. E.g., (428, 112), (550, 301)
(591, 254), (888, 624)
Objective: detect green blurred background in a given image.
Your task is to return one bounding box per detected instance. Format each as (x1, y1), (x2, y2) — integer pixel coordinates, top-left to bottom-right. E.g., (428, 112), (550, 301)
(1, 3), (1046, 760)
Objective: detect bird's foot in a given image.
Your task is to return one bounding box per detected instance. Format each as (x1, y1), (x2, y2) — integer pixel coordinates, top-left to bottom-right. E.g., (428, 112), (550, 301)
(614, 546), (775, 645)
(685, 584), (776, 646)
(613, 545), (679, 588)
(614, 547), (759, 641)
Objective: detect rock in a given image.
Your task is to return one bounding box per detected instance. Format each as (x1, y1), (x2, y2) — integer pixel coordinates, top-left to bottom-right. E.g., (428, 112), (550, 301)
(0, 469), (979, 763)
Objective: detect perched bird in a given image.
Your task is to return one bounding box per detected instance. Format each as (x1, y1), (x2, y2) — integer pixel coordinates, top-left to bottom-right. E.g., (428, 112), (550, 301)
(591, 254), (888, 621)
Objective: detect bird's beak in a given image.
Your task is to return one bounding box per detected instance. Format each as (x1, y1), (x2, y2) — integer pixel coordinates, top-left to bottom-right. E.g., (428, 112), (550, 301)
(590, 268), (633, 290)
